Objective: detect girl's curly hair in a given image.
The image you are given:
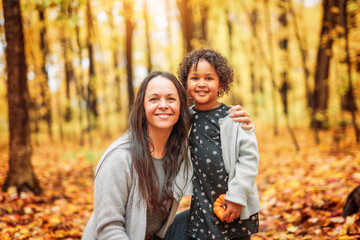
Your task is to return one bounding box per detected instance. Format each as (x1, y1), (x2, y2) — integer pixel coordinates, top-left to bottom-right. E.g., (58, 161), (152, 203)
(178, 48), (234, 98)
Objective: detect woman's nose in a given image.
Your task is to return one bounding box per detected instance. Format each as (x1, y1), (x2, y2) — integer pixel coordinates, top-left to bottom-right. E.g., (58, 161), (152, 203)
(158, 98), (168, 108)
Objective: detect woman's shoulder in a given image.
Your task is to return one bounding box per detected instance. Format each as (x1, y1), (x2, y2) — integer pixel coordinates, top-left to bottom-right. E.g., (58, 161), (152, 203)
(107, 131), (132, 150)
(94, 132), (132, 177)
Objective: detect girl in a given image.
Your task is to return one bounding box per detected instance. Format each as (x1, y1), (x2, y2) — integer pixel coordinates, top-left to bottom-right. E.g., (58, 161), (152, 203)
(82, 71), (193, 240)
(178, 49), (261, 240)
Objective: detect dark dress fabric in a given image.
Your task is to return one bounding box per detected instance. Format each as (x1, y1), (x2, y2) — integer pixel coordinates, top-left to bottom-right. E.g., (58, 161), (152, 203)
(187, 104), (259, 240)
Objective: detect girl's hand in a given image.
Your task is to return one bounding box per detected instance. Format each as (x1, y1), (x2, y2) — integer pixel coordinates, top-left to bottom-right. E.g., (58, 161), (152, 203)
(228, 105), (253, 130)
(220, 199), (242, 223)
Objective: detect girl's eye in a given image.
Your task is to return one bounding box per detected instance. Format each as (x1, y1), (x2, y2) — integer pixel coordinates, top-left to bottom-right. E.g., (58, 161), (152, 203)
(191, 77), (199, 81)
(206, 77), (212, 81)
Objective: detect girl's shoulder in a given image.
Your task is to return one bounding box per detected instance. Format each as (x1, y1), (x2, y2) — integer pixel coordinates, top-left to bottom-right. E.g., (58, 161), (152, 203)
(220, 116), (256, 139)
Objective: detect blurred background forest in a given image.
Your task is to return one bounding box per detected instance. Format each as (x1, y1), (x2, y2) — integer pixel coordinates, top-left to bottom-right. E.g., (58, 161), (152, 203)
(0, 0), (360, 239)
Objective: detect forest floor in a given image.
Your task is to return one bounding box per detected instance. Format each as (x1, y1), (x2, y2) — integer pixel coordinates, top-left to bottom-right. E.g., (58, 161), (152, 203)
(0, 124), (359, 239)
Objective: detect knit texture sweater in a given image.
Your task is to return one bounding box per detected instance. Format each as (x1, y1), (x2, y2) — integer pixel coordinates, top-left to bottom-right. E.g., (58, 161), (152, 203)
(81, 132), (193, 240)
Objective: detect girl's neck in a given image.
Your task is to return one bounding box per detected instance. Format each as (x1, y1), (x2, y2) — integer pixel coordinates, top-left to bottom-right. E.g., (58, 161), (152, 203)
(194, 101), (221, 111)
(148, 129), (172, 159)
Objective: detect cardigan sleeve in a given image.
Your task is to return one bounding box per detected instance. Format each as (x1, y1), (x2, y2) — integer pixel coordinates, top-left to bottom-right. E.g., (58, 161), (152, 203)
(225, 127), (259, 207)
(94, 149), (132, 240)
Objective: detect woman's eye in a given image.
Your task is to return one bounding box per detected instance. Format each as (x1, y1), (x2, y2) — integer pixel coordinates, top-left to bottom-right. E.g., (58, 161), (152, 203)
(149, 98), (157, 102)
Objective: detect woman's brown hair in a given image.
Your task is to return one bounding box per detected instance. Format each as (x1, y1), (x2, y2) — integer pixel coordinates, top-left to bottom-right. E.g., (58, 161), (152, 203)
(128, 71), (191, 213)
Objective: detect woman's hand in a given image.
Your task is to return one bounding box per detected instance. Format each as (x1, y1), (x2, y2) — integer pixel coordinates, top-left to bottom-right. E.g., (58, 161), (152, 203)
(220, 200), (242, 223)
(228, 105), (253, 130)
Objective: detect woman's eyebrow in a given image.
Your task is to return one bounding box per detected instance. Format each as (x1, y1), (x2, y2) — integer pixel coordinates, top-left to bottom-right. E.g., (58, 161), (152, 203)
(146, 93), (159, 98)
(147, 93), (178, 97)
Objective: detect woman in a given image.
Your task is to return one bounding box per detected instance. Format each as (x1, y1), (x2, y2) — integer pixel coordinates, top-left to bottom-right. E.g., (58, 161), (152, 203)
(82, 71), (193, 239)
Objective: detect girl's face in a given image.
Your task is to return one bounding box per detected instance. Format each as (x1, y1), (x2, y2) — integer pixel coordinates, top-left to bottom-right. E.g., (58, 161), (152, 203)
(144, 76), (180, 136)
(186, 59), (221, 110)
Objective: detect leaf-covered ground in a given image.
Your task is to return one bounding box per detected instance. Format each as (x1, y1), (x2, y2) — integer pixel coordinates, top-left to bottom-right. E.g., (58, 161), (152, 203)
(0, 125), (359, 239)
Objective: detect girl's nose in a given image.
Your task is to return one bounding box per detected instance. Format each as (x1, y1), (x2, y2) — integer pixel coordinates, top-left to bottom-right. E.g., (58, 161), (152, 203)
(198, 79), (206, 87)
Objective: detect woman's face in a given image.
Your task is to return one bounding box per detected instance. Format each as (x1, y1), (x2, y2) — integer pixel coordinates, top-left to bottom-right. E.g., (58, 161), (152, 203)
(144, 76), (181, 135)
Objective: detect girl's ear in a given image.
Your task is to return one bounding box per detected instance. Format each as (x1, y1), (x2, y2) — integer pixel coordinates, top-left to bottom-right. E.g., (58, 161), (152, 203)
(218, 82), (223, 92)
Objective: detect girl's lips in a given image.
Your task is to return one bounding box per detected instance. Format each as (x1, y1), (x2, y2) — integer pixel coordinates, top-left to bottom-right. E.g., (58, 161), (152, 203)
(196, 90), (208, 96)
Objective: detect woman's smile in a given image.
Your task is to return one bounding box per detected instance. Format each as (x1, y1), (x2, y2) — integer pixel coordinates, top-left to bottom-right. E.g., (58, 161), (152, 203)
(155, 113), (173, 119)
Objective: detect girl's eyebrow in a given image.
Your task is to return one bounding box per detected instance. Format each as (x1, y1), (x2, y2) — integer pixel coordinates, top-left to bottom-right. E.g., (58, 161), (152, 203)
(189, 72), (215, 76)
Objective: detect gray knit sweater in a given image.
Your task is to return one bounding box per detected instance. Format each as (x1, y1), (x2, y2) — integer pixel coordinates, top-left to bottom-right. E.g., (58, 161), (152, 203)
(81, 132), (193, 240)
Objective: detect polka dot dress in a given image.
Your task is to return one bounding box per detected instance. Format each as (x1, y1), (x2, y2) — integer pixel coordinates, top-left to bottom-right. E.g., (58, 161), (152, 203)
(187, 104), (259, 240)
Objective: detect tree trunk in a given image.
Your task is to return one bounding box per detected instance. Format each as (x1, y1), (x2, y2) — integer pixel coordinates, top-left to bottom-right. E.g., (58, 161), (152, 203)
(62, 37), (75, 123)
(226, 8), (236, 104)
(86, 0), (96, 146)
(278, 0), (300, 151)
(200, 2), (209, 45)
(263, 0), (279, 135)
(250, 7), (258, 116)
(338, 0), (359, 142)
(113, 50), (122, 112)
(38, 8), (53, 140)
(86, 0), (98, 120)
(74, 3), (85, 146)
(124, 0), (135, 109)
(2, 0), (41, 195)
(177, 0), (194, 53)
(56, 84), (65, 142)
(312, 0), (337, 132)
(288, 0), (312, 110)
(143, 0), (152, 73)
(165, 0), (175, 72)
(61, 3), (76, 123)
(108, 8), (122, 114)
